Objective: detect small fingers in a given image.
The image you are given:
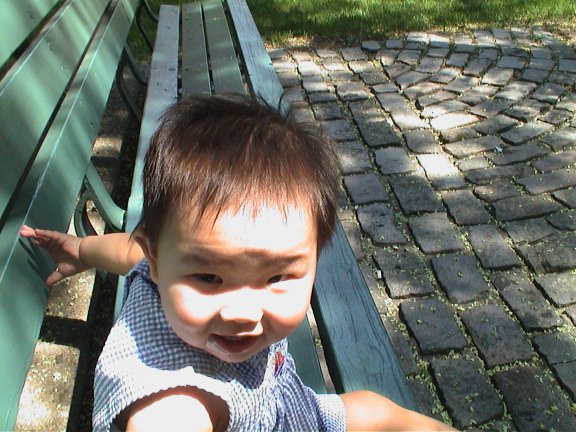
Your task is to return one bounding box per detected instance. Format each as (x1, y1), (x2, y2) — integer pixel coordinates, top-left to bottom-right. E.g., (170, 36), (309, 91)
(45, 269), (64, 288)
(19, 225), (37, 238)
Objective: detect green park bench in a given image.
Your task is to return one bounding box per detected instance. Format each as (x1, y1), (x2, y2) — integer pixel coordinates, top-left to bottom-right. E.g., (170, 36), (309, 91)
(0, 0), (417, 429)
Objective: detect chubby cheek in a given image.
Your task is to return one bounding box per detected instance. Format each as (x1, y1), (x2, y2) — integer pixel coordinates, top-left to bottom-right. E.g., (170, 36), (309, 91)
(265, 285), (313, 336)
(159, 285), (217, 334)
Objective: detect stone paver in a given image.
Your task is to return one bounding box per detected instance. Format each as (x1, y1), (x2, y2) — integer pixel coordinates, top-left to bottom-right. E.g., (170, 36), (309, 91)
(389, 175), (444, 215)
(444, 135), (507, 158)
(400, 298), (468, 354)
(357, 203), (407, 246)
(547, 208), (576, 231)
(390, 109), (428, 130)
(280, 28), (576, 430)
(320, 119), (356, 141)
(334, 141), (372, 174)
(504, 218), (557, 244)
(373, 247), (435, 298)
(533, 332), (576, 365)
(443, 189), (491, 225)
(519, 232), (576, 273)
(467, 224), (522, 269)
(500, 120), (554, 145)
(343, 173), (389, 204)
(534, 272), (576, 307)
(430, 357), (503, 428)
(381, 317), (419, 375)
(482, 67), (514, 86)
(541, 126), (576, 151)
(470, 98), (515, 117)
(474, 182), (520, 202)
(532, 148), (576, 172)
(430, 112), (479, 131)
(492, 194), (562, 221)
(465, 163), (534, 185)
(374, 147), (417, 174)
(516, 169), (576, 195)
(553, 188), (576, 208)
(494, 366), (576, 432)
(417, 154), (466, 190)
(491, 270), (563, 330)
(505, 98), (550, 122)
(460, 303), (533, 367)
(486, 142), (548, 165)
(356, 116), (402, 147)
(409, 213), (466, 254)
(431, 253), (490, 303)
(403, 129), (440, 153)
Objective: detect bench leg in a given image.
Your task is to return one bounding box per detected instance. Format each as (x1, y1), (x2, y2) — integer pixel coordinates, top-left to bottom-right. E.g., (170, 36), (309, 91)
(74, 163), (126, 237)
(141, 0), (159, 23)
(116, 49), (144, 122)
(136, 1), (156, 52)
(124, 46), (147, 85)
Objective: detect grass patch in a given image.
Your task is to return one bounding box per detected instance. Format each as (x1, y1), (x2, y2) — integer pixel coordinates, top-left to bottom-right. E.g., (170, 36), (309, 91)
(131, 0), (575, 54)
(246, 0), (575, 44)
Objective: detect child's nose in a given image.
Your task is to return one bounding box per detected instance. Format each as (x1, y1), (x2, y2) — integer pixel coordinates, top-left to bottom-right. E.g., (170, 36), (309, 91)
(219, 301), (264, 324)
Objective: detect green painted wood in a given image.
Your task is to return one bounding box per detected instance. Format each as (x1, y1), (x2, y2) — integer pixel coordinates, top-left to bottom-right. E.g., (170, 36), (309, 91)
(0, 0), (109, 225)
(312, 221), (418, 409)
(83, 162), (126, 232)
(0, 0), (60, 65)
(287, 317), (327, 394)
(203, 0), (245, 94)
(115, 4), (180, 320)
(181, 3), (211, 97)
(0, 0), (140, 428)
(226, 0), (287, 113)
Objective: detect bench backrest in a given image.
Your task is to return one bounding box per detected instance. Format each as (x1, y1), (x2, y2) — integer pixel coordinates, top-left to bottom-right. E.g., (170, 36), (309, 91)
(0, 0), (141, 428)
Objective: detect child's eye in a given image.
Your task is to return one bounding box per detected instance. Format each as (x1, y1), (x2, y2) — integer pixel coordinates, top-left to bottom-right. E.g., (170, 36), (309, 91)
(194, 274), (222, 284)
(268, 275), (288, 284)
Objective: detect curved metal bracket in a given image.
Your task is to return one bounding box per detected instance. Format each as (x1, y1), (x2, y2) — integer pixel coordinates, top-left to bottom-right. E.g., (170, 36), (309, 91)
(116, 49), (144, 122)
(136, 1), (155, 52)
(74, 163), (126, 237)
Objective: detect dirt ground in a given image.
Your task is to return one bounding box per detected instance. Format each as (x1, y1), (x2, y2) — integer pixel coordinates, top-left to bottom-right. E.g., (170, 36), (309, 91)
(14, 70), (143, 432)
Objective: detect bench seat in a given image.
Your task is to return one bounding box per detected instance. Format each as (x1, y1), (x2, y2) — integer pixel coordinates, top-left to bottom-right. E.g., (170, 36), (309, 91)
(112, 0), (418, 410)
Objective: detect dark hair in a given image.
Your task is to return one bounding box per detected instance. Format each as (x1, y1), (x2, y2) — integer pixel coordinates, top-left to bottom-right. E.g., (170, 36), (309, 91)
(139, 94), (340, 249)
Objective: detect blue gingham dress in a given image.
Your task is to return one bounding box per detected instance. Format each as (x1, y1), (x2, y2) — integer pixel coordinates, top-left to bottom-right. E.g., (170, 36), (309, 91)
(93, 260), (346, 431)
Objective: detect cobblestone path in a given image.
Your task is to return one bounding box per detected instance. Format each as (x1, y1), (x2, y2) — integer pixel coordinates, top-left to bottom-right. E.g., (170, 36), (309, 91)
(271, 27), (576, 431)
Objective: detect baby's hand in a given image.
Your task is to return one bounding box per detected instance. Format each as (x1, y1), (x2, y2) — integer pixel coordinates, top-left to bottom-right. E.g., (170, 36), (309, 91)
(20, 225), (90, 287)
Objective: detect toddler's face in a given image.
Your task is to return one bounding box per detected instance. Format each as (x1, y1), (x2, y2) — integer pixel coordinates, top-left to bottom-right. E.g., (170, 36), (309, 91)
(143, 205), (317, 363)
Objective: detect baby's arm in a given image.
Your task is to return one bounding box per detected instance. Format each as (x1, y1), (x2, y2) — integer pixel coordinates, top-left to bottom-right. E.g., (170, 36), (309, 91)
(118, 387), (228, 432)
(20, 225), (144, 287)
(341, 391), (457, 431)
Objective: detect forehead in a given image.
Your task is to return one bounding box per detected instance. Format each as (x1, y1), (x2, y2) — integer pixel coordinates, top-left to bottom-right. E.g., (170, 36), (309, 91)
(165, 204), (318, 255)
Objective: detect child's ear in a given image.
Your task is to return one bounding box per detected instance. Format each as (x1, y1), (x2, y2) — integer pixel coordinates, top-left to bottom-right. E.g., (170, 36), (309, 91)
(133, 229), (159, 283)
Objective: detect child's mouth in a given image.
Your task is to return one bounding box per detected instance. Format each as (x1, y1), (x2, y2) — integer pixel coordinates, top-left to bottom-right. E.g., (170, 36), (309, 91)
(212, 334), (258, 354)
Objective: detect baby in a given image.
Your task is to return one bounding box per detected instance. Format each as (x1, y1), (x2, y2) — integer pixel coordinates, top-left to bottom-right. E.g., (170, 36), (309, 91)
(22, 94), (455, 431)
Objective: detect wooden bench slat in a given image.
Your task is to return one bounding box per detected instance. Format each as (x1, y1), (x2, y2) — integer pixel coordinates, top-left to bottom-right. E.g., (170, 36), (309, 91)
(124, 5), (180, 233)
(115, 4), (180, 319)
(312, 222), (419, 410)
(0, 0), (60, 65)
(226, 0), (286, 112)
(0, 0), (110, 225)
(0, 0), (140, 427)
(203, 0), (245, 94)
(181, 3), (211, 97)
(287, 318), (328, 394)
